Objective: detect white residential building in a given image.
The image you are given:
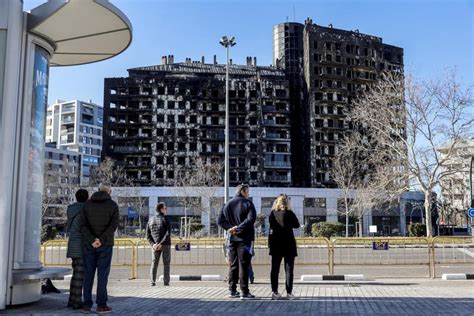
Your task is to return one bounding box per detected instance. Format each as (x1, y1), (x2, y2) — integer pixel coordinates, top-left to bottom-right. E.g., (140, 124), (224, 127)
(46, 100), (103, 183)
(438, 137), (474, 224)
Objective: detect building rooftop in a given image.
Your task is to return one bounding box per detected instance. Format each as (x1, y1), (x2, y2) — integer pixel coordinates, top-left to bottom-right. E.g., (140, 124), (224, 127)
(128, 62), (286, 77)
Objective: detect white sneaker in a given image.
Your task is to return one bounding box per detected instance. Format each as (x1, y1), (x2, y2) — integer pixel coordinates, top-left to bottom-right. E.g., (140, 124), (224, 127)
(271, 292), (282, 300)
(286, 293), (295, 300)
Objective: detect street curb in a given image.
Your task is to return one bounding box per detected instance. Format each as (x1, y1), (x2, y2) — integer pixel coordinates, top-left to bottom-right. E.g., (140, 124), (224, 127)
(159, 275), (223, 281)
(441, 273), (474, 280)
(301, 274), (365, 281)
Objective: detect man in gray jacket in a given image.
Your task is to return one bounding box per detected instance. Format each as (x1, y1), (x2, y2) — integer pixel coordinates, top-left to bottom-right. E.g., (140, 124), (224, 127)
(146, 202), (171, 286)
(66, 189), (88, 309)
(79, 183), (119, 314)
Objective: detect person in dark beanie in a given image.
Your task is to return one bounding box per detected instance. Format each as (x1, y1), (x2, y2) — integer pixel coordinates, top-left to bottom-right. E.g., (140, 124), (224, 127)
(66, 188), (89, 309)
(79, 183), (119, 314)
(218, 184), (256, 300)
(146, 202), (171, 286)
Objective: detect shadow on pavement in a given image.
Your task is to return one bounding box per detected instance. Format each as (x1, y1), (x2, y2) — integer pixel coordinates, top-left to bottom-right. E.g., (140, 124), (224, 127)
(3, 288), (473, 315)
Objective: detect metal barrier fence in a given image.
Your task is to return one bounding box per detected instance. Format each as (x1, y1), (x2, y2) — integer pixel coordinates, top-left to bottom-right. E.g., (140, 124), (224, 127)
(41, 237), (473, 279)
(332, 237), (432, 277)
(431, 236), (474, 277)
(42, 239), (136, 279)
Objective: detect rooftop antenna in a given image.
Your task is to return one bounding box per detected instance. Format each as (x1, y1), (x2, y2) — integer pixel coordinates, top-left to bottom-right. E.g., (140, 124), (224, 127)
(286, 16), (288, 22)
(293, 1), (296, 22)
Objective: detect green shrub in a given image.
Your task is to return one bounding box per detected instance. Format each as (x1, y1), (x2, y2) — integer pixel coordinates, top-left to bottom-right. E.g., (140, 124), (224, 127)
(41, 224), (57, 243)
(188, 219), (205, 235)
(311, 222), (344, 238)
(408, 223), (426, 237)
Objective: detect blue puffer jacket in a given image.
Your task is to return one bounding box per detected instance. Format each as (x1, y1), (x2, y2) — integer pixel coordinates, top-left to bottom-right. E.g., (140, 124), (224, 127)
(66, 202), (85, 258)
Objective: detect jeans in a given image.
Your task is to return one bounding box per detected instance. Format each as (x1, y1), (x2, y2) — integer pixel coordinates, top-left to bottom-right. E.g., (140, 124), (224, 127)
(150, 244), (171, 284)
(271, 255), (295, 294)
(228, 241), (252, 294)
(83, 245), (113, 308)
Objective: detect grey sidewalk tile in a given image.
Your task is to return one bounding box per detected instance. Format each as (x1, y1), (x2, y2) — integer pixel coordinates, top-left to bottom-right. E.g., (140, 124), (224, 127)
(2, 281), (473, 315)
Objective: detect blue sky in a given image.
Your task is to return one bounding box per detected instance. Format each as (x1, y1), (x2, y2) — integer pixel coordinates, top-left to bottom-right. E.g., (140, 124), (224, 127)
(24, 0), (473, 106)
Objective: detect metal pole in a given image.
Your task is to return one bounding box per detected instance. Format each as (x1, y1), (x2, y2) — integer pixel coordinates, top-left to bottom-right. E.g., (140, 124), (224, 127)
(470, 156), (473, 208)
(224, 44), (230, 204)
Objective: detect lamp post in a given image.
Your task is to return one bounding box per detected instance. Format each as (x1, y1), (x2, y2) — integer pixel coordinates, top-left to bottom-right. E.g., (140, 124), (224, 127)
(219, 36), (236, 205)
(470, 156), (473, 208)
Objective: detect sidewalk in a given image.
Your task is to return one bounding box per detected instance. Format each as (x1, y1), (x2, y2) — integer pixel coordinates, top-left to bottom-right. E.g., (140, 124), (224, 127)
(2, 279), (473, 315)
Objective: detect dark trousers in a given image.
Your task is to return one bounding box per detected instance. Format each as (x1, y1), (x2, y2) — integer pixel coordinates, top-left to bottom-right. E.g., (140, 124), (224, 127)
(271, 255), (295, 294)
(83, 245), (113, 308)
(150, 245), (171, 284)
(228, 241), (252, 294)
(68, 258), (84, 308)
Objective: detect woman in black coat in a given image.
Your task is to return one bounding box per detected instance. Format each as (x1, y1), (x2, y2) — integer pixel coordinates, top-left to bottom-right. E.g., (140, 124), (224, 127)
(268, 194), (300, 300)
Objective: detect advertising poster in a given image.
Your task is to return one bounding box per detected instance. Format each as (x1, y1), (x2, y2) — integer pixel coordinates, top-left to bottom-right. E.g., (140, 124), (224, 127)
(25, 46), (49, 263)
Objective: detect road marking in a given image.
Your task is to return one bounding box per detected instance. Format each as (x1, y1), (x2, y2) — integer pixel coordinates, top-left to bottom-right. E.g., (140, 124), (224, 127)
(456, 248), (474, 258)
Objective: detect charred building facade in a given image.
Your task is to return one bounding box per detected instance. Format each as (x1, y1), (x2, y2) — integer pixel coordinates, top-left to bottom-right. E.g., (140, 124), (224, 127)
(103, 57), (292, 187)
(273, 18), (404, 188)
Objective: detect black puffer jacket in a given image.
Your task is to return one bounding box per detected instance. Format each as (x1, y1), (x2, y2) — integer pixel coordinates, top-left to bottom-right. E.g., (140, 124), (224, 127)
(218, 194), (256, 244)
(79, 191), (119, 246)
(146, 212), (171, 246)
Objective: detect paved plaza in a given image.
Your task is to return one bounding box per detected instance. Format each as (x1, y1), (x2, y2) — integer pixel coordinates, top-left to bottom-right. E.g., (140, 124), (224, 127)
(2, 279), (473, 315)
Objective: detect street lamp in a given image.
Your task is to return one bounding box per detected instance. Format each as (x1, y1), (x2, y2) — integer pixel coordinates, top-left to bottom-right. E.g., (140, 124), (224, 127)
(219, 36), (236, 205)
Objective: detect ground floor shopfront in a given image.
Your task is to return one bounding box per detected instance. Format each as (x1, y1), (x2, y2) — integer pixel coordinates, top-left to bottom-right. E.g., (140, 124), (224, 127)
(110, 187), (434, 237)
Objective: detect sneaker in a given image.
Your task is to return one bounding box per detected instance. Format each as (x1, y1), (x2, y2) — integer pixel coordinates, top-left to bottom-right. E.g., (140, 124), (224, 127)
(286, 293), (296, 300)
(164, 283), (169, 286)
(150, 282), (156, 286)
(82, 306), (92, 314)
(240, 293), (256, 300)
(250, 278), (254, 284)
(271, 292), (282, 300)
(228, 290), (240, 298)
(96, 305), (112, 314)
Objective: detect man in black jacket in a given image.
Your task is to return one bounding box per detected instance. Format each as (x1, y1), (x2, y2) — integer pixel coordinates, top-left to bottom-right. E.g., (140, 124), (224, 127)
(79, 183), (119, 314)
(218, 184), (256, 300)
(146, 202), (171, 286)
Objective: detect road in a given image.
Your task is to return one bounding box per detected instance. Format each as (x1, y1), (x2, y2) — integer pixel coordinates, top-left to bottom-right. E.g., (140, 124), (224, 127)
(42, 242), (474, 279)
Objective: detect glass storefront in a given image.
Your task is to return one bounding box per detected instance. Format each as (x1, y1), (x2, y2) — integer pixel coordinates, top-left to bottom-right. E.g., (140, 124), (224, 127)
(372, 216), (401, 236)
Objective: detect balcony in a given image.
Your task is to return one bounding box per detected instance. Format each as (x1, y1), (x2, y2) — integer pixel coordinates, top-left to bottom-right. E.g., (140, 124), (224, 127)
(264, 161), (291, 168)
(263, 119), (275, 126)
(265, 175), (289, 182)
(265, 133), (290, 141)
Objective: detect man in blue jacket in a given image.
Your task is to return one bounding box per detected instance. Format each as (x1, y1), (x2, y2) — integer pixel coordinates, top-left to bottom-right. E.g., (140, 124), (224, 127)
(218, 184), (256, 300)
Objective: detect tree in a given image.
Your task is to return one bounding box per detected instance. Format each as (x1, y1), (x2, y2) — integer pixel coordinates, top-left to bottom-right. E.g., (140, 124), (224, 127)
(254, 213), (266, 237)
(173, 157), (223, 237)
(350, 69), (473, 237)
(126, 185), (149, 237)
(88, 156), (128, 187)
(42, 158), (78, 227)
(332, 132), (405, 237)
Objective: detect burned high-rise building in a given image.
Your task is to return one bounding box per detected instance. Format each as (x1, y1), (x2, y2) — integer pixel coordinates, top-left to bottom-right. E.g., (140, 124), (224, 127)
(273, 18), (404, 188)
(103, 56), (292, 187)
